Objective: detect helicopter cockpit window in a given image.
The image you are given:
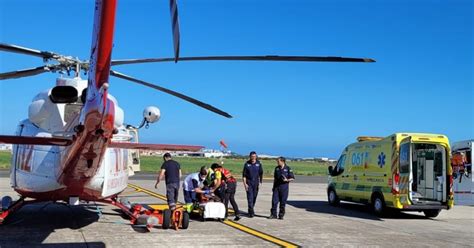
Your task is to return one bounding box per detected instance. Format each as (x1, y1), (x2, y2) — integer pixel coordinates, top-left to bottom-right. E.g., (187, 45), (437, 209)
(127, 129), (140, 165)
(132, 152), (140, 164)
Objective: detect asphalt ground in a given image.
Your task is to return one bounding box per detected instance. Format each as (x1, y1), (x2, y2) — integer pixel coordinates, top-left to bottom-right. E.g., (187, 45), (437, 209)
(0, 172), (472, 247)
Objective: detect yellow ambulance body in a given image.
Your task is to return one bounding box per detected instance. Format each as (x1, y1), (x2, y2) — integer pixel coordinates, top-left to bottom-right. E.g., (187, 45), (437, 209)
(327, 133), (454, 218)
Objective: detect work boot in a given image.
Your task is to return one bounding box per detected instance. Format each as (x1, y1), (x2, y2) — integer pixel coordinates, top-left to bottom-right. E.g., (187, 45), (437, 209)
(268, 215), (277, 219)
(234, 216), (241, 221)
(278, 216), (284, 220)
(248, 209), (254, 218)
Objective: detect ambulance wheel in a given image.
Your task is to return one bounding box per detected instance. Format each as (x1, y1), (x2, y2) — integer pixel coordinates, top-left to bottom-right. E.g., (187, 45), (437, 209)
(372, 193), (386, 216)
(328, 188), (340, 206)
(181, 212), (190, 229)
(423, 209), (441, 218)
(162, 209), (171, 229)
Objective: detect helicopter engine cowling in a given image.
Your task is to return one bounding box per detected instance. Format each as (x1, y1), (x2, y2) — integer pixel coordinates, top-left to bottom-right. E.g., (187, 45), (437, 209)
(28, 90), (59, 131)
(107, 94), (124, 128)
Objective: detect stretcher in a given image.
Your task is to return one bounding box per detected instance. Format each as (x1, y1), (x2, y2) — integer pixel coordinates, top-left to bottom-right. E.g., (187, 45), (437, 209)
(192, 193), (225, 221)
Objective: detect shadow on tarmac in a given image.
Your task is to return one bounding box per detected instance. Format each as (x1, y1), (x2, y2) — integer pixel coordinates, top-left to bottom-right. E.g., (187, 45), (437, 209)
(17, 242), (106, 248)
(287, 200), (431, 221)
(0, 202), (104, 247)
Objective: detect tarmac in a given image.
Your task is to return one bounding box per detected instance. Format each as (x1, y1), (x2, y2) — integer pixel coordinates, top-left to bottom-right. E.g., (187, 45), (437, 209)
(0, 172), (473, 247)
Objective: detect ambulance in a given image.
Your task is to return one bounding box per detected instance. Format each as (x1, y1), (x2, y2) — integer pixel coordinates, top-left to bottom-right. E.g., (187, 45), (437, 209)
(327, 133), (454, 218)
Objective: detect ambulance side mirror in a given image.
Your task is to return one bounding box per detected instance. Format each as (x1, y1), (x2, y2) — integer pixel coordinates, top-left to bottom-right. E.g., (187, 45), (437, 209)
(328, 166), (334, 175)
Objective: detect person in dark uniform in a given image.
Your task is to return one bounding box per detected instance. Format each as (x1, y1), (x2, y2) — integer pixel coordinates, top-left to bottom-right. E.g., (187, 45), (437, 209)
(242, 151), (263, 218)
(155, 153), (181, 211)
(269, 156), (294, 220)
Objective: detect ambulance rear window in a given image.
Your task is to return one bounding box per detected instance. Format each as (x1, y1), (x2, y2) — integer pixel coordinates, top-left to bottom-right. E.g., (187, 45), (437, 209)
(400, 143), (410, 173)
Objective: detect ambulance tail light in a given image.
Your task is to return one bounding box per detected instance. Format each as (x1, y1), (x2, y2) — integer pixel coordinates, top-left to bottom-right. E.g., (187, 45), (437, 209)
(392, 173), (400, 194)
(449, 175), (454, 195)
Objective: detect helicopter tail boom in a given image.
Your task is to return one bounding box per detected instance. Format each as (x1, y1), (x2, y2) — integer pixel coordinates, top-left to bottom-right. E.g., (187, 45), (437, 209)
(60, 0), (118, 186)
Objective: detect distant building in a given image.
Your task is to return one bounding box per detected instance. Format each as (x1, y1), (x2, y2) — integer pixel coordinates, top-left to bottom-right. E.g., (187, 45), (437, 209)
(139, 150), (205, 157)
(258, 154), (279, 159)
(138, 148), (234, 158)
(301, 157), (337, 163)
(0, 144), (12, 151)
(203, 149), (231, 158)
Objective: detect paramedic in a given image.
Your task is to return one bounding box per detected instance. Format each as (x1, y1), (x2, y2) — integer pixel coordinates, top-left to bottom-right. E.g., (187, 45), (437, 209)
(242, 151), (263, 218)
(182, 166), (211, 212)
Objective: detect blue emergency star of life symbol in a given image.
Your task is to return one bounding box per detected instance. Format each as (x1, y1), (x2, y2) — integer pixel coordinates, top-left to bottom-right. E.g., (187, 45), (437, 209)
(378, 152), (386, 168)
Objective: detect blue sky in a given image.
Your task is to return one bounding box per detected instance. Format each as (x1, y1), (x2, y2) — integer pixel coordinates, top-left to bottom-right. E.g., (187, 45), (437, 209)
(0, 0), (472, 158)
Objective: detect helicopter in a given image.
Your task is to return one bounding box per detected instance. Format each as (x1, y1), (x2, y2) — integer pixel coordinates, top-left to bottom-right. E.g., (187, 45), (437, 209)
(0, 0), (374, 229)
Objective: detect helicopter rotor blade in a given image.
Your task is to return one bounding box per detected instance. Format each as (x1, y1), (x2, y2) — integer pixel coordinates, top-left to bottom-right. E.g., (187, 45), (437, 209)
(0, 66), (55, 80)
(109, 70), (232, 118)
(169, 0), (180, 63)
(0, 43), (59, 60)
(111, 55), (375, 66)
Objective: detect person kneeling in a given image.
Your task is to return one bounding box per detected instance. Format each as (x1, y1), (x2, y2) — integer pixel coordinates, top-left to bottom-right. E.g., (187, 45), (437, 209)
(183, 166), (211, 213)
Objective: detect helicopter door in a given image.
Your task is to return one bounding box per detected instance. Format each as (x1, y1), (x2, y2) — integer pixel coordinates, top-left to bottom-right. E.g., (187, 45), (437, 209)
(126, 128), (141, 175)
(11, 124), (26, 187)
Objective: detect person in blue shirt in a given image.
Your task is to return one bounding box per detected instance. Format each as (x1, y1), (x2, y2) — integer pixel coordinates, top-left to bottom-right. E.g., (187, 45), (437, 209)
(242, 151), (263, 218)
(269, 157), (295, 220)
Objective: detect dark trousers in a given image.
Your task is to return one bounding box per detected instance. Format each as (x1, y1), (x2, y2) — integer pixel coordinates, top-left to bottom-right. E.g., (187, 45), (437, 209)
(246, 182), (259, 215)
(166, 182), (179, 210)
(215, 184), (225, 202)
(224, 181), (240, 217)
(183, 189), (197, 204)
(271, 184), (289, 217)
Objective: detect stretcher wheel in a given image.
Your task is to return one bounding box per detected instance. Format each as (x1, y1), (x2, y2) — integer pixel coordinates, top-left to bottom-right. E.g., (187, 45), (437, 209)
(162, 209), (171, 229)
(181, 211), (189, 229)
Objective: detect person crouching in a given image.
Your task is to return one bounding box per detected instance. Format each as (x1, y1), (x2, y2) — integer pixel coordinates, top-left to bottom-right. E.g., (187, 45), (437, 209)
(182, 166), (211, 213)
